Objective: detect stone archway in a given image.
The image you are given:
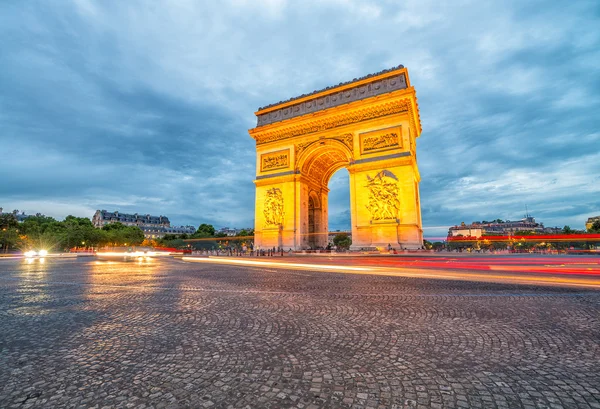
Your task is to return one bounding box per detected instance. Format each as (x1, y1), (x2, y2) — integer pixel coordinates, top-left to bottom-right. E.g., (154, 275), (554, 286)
(250, 65), (423, 250)
(297, 139), (352, 249)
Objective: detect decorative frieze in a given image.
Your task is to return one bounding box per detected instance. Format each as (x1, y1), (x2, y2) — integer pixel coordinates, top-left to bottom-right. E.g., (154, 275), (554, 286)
(254, 100), (409, 145)
(256, 72), (407, 127)
(333, 133), (354, 151)
(295, 142), (312, 158)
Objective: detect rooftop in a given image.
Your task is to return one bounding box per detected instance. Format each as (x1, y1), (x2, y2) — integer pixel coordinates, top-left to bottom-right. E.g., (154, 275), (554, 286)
(257, 65), (405, 111)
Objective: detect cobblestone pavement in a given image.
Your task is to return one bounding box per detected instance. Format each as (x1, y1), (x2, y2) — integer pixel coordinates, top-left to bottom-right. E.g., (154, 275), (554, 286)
(0, 258), (599, 409)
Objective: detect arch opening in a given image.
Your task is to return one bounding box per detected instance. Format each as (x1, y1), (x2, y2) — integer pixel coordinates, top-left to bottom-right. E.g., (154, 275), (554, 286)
(328, 168), (351, 236)
(298, 140), (353, 187)
(298, 141), (352, 250)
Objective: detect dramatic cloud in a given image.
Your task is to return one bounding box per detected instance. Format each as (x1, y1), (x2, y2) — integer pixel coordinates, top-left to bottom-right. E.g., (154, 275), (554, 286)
(1, 0), (599, 236)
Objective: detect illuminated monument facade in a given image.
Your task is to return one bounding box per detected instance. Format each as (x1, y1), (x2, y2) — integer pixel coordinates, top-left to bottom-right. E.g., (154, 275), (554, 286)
(249, 65), (423, 250)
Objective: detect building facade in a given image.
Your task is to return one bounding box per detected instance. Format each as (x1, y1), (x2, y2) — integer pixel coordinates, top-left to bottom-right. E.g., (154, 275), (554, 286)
(448, 216), (558, 238)
(92, 210), (195, 239)
(587, 216), (600, 231)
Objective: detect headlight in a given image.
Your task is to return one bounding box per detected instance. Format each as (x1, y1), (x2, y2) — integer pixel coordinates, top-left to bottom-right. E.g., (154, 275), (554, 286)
(38, 249), (48, 257)
(24, 250), (37, 258)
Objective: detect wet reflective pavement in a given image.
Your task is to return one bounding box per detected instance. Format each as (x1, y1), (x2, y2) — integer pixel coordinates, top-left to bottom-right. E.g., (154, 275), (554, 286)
(0, 257), (599, 408)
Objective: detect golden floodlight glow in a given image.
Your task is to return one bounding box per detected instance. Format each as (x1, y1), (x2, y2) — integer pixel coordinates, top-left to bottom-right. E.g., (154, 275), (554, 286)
(249, 65), (423, 251)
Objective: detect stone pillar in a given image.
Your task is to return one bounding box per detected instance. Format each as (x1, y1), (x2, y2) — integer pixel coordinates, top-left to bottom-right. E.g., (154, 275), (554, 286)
(349, 160), (422, 250)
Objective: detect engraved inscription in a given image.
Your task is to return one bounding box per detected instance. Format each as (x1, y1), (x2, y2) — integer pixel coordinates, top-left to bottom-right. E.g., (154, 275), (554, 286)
(261, 149), (289, 172)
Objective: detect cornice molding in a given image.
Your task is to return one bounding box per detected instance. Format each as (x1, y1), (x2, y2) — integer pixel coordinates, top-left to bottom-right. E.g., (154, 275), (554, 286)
(255, 71), (407, 126)
(252, 99), (411, 145)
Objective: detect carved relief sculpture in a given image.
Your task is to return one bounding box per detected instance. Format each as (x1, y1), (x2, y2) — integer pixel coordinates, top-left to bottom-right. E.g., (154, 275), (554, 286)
(365, 170), (401, 221)
(263, 188), (284, 226)
(360, 126), (401, 154)
(362, 132), (399, 153)
(295, 142), (312, 159)
(333, 133), (354, 151)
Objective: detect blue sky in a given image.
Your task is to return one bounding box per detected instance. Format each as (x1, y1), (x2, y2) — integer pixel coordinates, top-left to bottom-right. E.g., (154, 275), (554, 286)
(1, 0), (599, 238)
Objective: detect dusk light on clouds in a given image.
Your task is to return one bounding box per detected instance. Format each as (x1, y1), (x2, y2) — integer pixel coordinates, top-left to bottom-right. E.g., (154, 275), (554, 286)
(1, 0), (599, 238)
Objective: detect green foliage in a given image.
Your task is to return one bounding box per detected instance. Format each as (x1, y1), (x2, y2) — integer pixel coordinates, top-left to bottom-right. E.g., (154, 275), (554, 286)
(9, 218), (145, 251)
(101, 223), (144, 246)
(195, 224), (215, 237)
(237, 229), (253, 237)
(432, 241), (445, 251)
(588, 220), (600, 233)
(0, 213), (18, 230)
(333, 234), (351, 250)
(0, 225), (21, 253)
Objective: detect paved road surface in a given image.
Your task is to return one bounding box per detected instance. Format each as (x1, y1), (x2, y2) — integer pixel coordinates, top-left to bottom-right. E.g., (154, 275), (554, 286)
(0, 257), (599, 408)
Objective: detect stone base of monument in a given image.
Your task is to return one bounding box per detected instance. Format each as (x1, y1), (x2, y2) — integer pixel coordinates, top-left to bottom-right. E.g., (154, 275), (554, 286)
(350, 220), (423, 250)
(259, 226), (282, 250)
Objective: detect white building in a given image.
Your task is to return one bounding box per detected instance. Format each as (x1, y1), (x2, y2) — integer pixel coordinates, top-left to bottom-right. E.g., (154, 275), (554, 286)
(92, 210), (194, 239)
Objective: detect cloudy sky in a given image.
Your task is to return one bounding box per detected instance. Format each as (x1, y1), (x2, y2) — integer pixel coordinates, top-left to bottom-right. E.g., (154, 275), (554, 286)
(1, 0), (599, 238)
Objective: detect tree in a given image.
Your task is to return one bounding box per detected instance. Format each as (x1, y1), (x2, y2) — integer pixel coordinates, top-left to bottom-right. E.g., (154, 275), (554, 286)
(230, 229), (254, 250)
(101, 223), (144, 246)
(514, 230), (536, 235)
(195, 224), (215, 237)
(0, 213), (18, 230)
(238, 229), (254, 237)
(333, 234), (351, 250)
(562, 225), (574, 234)
(0, 214), (21, 253)
(588, 220), (600, 233)
(432, 241), (445, 251)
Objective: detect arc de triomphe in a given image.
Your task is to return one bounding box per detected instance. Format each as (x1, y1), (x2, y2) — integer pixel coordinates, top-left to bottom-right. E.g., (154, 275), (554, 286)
(249, 65), (423, 250)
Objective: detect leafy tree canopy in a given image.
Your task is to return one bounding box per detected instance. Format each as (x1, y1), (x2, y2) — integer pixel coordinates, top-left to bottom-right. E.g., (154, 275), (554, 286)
(333, 234), (352, 250)
(102, 222), (127, 231)
(196, 223), (215, 237)
(0, 213), (18, 230)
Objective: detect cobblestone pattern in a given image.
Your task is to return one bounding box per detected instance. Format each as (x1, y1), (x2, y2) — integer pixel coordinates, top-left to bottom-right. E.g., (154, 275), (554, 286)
(0, 258), (599, 409)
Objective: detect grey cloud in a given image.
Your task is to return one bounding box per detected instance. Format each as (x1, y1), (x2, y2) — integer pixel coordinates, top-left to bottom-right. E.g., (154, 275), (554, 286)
(0, 0), (598, 233)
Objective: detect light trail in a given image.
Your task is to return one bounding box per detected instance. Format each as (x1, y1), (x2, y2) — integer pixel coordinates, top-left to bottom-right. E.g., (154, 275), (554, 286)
(181, 256), (373, 272)
(182, 256), (600, 289)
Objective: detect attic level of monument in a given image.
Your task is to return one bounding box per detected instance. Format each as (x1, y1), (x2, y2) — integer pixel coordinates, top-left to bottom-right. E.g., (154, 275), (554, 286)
(253, 65), (420, 130)
(249, 65), (423, 250)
